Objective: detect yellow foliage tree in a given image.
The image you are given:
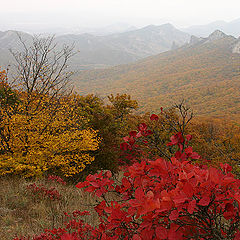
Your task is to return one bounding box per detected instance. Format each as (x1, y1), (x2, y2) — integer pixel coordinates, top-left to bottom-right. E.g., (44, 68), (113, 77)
(0, 35), (100, 178)
(0, 76), (99, 177)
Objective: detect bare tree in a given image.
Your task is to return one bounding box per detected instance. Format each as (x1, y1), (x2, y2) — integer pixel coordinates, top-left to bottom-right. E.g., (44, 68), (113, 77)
(0, 34), (77, 154)
(165, 100), (193, 136)
(10, 33), (75, 95)
(8, 34), (76, 114)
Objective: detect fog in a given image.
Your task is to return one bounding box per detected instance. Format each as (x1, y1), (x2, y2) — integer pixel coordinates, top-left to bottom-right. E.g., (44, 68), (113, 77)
(1, 0), (240, 34)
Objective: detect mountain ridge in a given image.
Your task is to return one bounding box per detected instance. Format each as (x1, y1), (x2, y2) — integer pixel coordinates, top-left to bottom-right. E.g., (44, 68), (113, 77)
(183, 18), (240, 37)
(0, 24), (190, 70)
(73, 31), (240, 118)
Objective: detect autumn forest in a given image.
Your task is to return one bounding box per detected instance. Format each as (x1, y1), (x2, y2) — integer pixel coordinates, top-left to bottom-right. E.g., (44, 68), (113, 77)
(1, 24), (240, 240)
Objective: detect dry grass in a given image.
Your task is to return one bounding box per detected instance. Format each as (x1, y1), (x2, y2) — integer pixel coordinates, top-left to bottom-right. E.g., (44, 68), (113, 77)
(0, 176), (101, 239)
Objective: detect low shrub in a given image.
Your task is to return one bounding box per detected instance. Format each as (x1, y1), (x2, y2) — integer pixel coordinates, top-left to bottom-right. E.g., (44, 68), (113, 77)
(15, 115), (240, 239)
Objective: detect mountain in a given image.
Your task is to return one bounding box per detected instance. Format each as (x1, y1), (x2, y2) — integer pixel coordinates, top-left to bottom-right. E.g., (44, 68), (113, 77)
(0, 30), (33, 68)
(0, 23), (137, 36)
(184, 18), (240, 37)
(56, 23), (190, 69)
(0, 24), (190, 70)
(73, 30), (240, 118)
(0, 30), (32, 49)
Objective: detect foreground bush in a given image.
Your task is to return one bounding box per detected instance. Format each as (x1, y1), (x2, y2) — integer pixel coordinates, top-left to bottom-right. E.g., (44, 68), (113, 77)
(15, 115), (240, 239)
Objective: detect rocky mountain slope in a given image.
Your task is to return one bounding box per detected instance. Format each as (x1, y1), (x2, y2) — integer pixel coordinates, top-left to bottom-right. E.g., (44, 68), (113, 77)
(73, 30), (240, 118)
(0, 24), (190, 70)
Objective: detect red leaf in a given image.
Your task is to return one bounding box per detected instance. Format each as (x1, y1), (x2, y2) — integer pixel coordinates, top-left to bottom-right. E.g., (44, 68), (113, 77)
(209, 167), (220, 184)
(105, 171), (112, 178)
(142, 130), (153, 137)
(135, 187), (145, 201)
(120, 142), (129, 151)
(220, 163), (232, 173)
(186, 135), (192, 141)
(155, 226), (168, 239)
(185, 146), (193, 154)
(182, 182), (194, 198)
(169, 210), (179, 220)
(60, 233), (74, 240)
(168, 224), (183, 240)
(187, 199), (197, 214)
(233, 194), (240, 207)
(133, 234), (142, 240)
(150, 114), (159, 121)
(138, 123), (147, 132)
(129, 131), (137, 137)
(190, 152), (201, 159)
(136, 131), (142, 138)
(223, 203), (235, 220)
(234, 230), (240, 240)
(198, 196), (211, 206)
(167, 132), (184, 146)
(222, 177), (236, 186)
(123, 136), (129, 142)
(75, 182), (87, 189)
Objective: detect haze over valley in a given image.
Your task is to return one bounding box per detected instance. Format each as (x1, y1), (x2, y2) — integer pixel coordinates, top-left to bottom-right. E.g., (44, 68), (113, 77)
(1, 0), (240, 118)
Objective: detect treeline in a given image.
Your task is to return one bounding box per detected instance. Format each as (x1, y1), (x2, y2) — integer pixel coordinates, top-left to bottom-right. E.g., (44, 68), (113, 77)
(74, 36), (240, 118)
(1, 65), (240, 179)
(0, 66), (139, 179)
(0, 35), (240, 180)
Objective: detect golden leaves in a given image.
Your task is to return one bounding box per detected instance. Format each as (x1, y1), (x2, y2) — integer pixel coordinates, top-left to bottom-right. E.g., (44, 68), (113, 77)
(0, 85), (100, 178)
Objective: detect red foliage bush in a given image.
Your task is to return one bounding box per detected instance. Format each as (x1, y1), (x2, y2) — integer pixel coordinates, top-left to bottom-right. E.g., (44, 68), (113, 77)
(48, 175), (67, 186)
(27, 183), (61, 201)
(16, 114), (240, 239)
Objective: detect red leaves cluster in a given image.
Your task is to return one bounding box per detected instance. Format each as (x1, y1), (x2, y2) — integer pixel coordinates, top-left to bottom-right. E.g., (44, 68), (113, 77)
(14, 210), (95, 240)
(48, 175), (66, 185)
(120, 114), (200, 166)
(74, 117), (240, 239)
(17, 114), (240, 239)
(27, 183), (61, 201)
(76, 170), (114, 197)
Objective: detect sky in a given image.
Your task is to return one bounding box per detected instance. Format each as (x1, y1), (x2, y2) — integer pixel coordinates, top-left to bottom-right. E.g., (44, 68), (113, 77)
(1, 0), (240, 33)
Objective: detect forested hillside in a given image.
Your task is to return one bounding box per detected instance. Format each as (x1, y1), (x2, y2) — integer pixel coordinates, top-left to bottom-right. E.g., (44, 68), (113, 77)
(3, 0), (240, 238)
(2, 33), (240, 240)
(74, 31), (240, 118)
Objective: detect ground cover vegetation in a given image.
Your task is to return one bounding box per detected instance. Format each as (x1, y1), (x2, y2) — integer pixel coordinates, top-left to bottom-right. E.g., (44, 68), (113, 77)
(1, 35), (240, 239)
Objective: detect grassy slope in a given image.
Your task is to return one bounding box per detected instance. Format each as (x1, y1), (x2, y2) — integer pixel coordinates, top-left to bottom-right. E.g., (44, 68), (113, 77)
(0, 177), (99, 239)
(74, 36), (240, 118)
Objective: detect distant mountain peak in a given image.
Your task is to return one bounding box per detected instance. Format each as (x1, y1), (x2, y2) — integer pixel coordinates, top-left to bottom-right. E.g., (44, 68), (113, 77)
(142, 23), (175, 32)
(160, 23), (175, 28)
(183, 18), (240, 38)
(187, 30), (237, 50)
(207, 30), (227, 41)
(142, 24), (156, 31)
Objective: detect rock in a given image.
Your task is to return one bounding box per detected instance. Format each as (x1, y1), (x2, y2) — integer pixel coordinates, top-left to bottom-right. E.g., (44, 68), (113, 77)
(232, 38), (240, 53)
(189, 35), (204, 45)
(208, 30), (227, 41)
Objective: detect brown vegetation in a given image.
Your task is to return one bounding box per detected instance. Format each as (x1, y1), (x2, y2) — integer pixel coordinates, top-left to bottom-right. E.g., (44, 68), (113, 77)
(73, 36), (240, 119)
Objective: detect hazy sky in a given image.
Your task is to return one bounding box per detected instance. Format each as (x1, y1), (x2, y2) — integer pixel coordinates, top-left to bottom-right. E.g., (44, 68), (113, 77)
(1, 0), (240, 32)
